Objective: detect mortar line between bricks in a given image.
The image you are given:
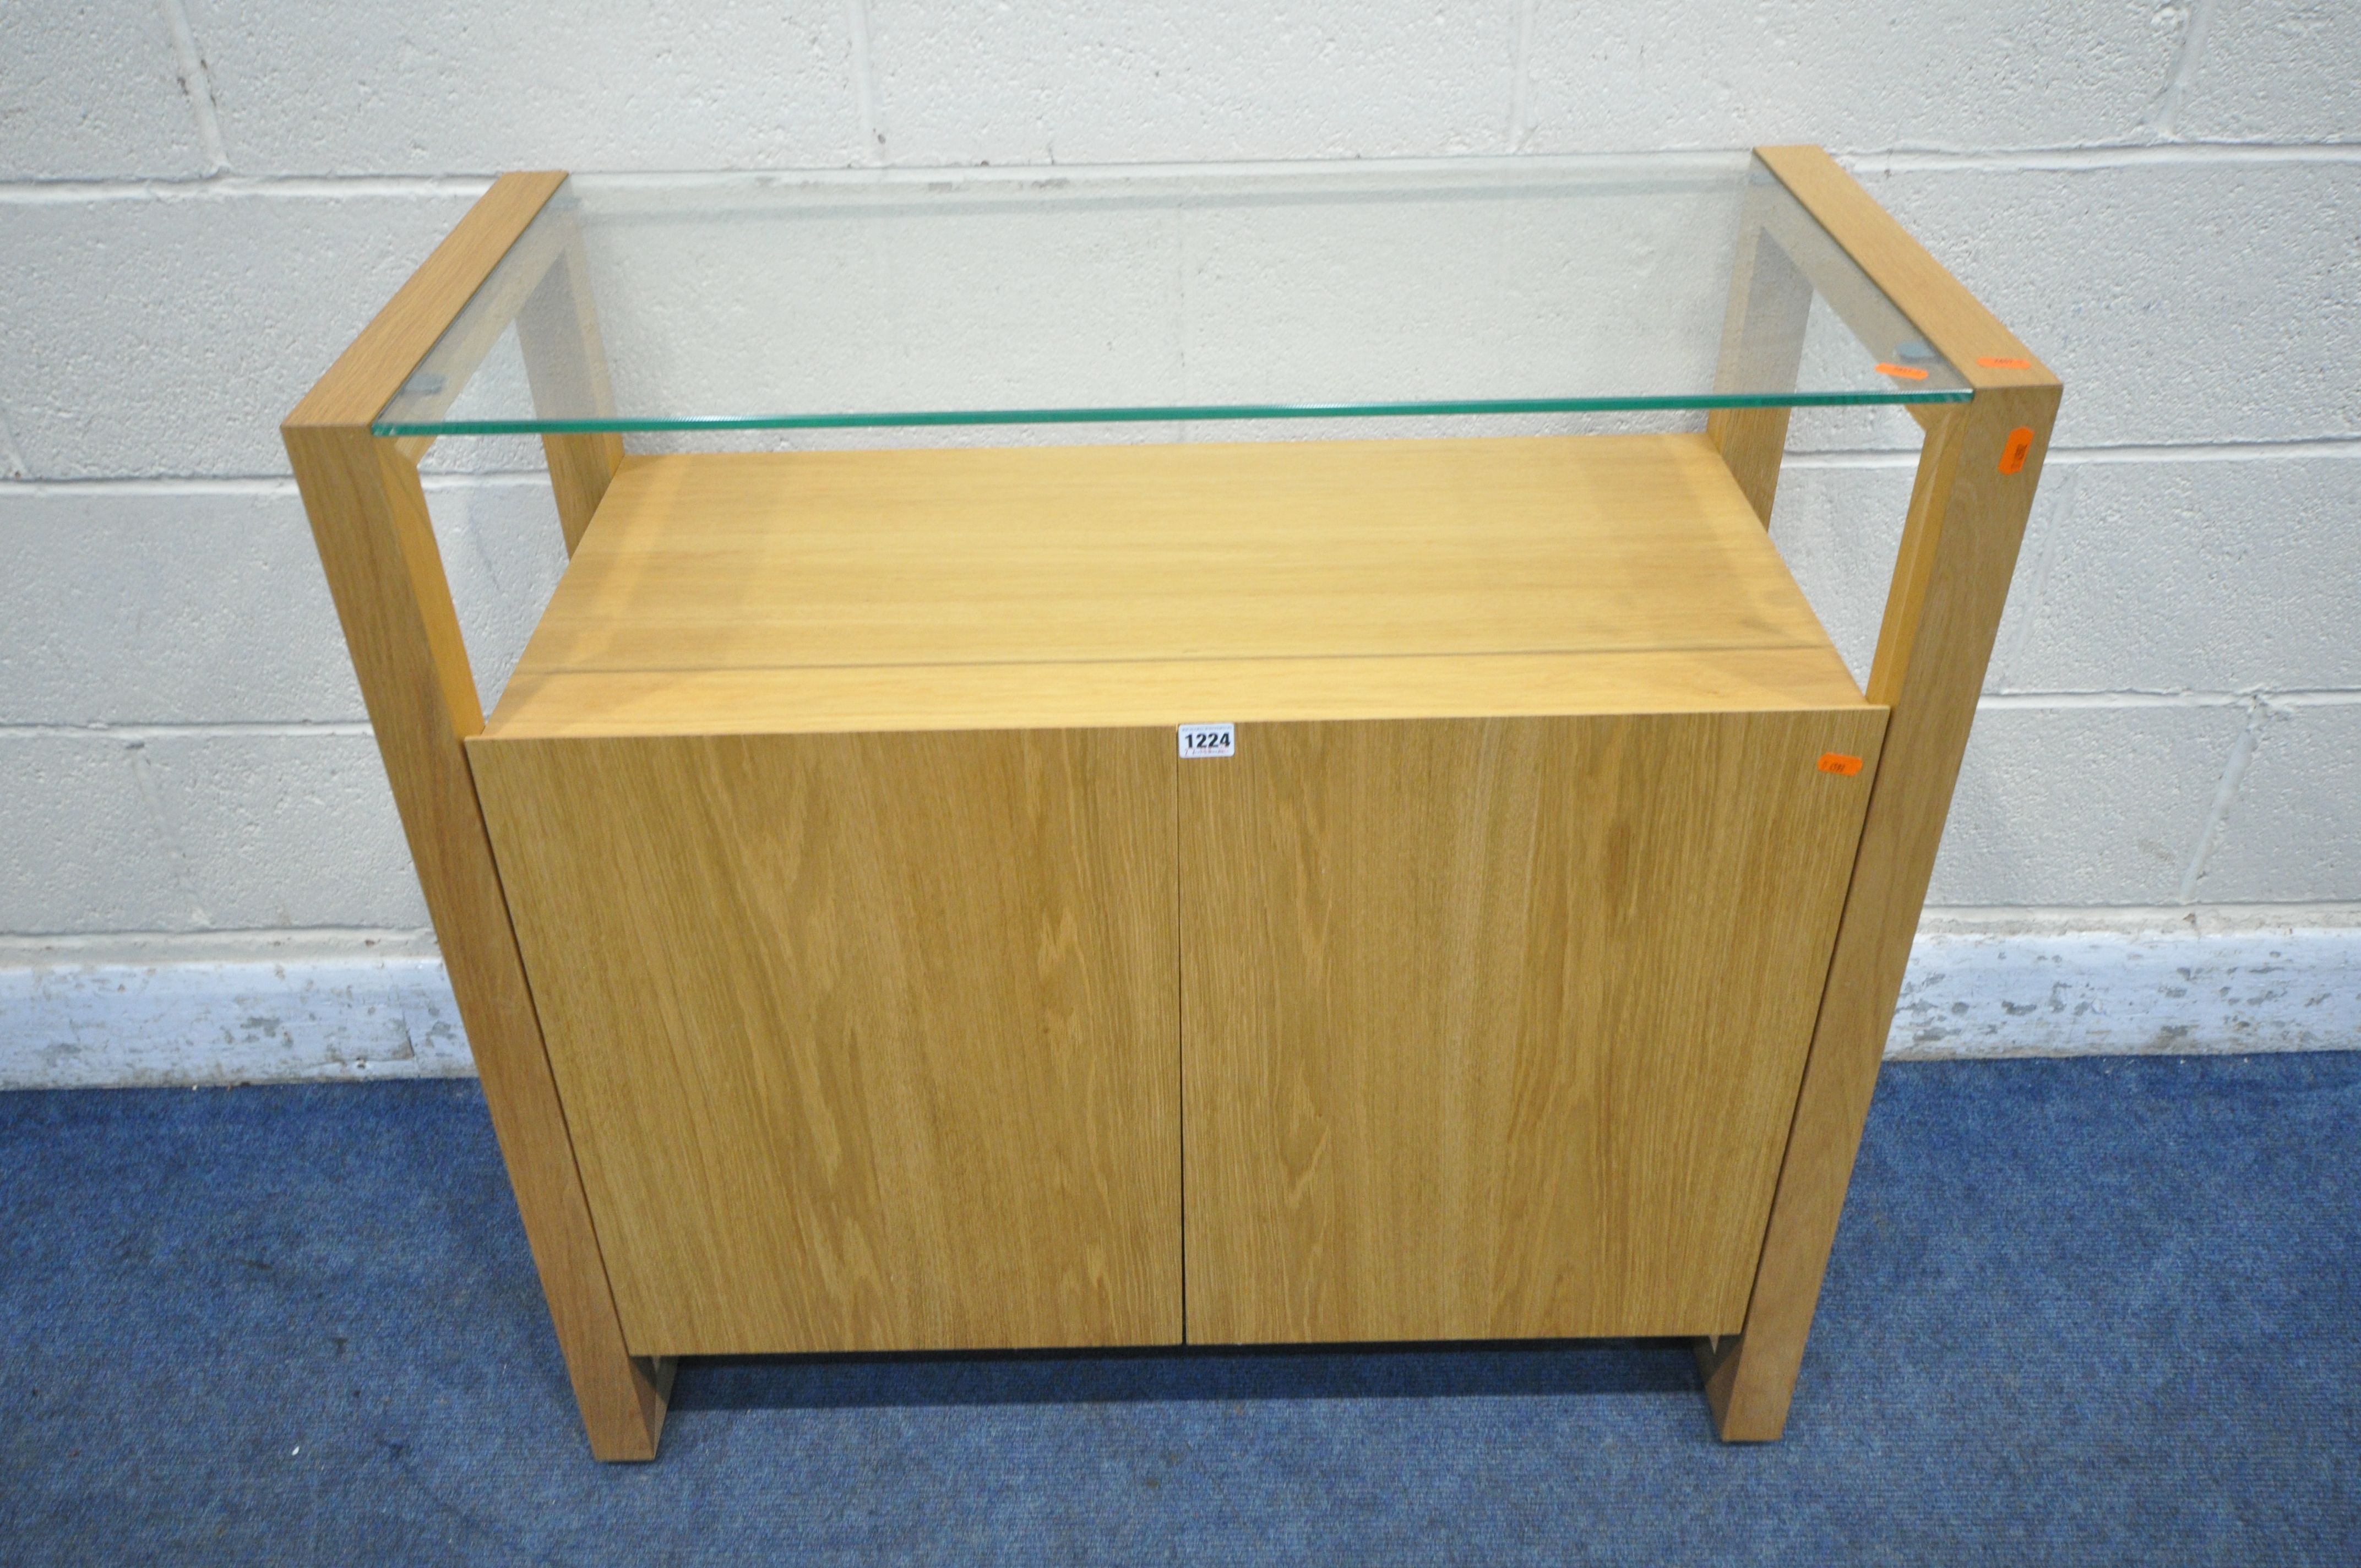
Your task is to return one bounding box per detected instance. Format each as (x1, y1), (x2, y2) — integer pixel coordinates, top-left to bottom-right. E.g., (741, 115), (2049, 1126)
(0, 472), (551, 497)
(1978, 690), (2361, 710)
(842, 0), (884, 165)
(1506, 0), (1539, 153)
(2179, 695), (2265, 902)
(157, 0), (229, 175)
(2140, 0), (2220, 141)
(0, 722), (376, 739)
(0, 175), (497, 205)
(2, 140), (2357, 204)
(1849, 140), (2359, 173)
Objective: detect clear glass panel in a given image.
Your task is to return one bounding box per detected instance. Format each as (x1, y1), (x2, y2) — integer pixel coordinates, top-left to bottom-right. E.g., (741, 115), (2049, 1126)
(376, 154), (1968, 438)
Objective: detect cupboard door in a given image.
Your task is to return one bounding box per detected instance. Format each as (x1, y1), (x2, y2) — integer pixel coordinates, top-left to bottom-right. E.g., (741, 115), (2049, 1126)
(1180, 711), (1885, 1343)
(471, 727), (1180, 1355)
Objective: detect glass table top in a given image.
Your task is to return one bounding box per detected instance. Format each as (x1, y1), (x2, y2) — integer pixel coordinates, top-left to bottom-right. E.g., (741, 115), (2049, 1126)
(375, 153), (1969, 439)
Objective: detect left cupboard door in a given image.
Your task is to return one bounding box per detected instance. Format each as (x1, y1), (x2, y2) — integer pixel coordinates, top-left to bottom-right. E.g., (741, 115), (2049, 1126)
(468, 727), (1181, 1357)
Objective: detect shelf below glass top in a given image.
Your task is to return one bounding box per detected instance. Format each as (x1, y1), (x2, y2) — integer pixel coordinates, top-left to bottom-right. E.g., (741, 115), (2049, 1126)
(375, 153), (1970, 439)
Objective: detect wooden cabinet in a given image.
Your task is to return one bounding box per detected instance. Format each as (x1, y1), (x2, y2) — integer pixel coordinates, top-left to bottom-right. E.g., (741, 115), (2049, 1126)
(463, 431), (1889, 1362)
(285, 149), (2057, 1458)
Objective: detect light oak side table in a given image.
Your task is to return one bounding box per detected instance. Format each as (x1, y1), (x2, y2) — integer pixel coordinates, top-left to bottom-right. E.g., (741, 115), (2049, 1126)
(284, 149), (2058, 1460)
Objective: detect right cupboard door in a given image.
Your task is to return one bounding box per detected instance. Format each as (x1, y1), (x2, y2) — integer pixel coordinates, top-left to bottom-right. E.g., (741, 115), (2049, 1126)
(1179, 711), (1886, 1343)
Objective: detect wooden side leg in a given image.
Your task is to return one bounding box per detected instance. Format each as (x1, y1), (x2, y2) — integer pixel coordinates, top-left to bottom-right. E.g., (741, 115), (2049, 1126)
(1698, 384), (2058, 1439)
(285, 424), (670, 1461)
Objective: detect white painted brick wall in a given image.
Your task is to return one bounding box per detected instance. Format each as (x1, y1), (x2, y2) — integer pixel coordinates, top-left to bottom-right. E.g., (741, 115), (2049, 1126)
(0, 190), (482, 478)
(1519, 3), (2188, 153)
(183, 2), (863, 173)
(866, 1), (1520, 163)
(1857, 161), (2361, 449)
(2201, 700), (2361, 902)
(2177, 2), (2361, 141)
(0, 484), (363, 721)
(1929, 703), (2252, 907)
(0, 3), (212, 178)
(2, 1), (2357, 1083)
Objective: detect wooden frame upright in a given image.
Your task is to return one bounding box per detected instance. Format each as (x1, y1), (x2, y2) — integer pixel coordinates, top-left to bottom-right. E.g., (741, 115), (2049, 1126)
(1696, 146), (2059, 1438)
(282, 172), (664, 1461)
(283, 149), (2057, 1459)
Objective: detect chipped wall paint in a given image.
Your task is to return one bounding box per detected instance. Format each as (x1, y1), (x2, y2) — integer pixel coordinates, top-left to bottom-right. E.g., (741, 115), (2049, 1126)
(1892, 927), (2361, 1059)
(0, 955), (469, 1089)
(3, 925), (2355, 1090)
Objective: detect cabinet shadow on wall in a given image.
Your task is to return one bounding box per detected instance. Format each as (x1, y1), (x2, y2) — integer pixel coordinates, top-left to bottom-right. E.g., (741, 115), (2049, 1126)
(669, 1339), (1703, 1412)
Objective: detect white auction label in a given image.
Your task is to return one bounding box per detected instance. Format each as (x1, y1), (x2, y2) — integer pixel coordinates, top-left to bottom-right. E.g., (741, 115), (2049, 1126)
(1177, 722), (1235, 759)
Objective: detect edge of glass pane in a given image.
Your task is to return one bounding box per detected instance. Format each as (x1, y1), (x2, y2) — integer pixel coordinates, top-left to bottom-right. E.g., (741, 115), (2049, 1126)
(376, 389), (1969, 439)
(374, 153), (1976, 438)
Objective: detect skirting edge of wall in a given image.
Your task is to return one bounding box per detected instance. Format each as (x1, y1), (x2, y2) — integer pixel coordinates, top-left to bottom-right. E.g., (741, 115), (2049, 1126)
(2, 920), (2356, 1090)
(1887, 921), (2361, 1060)
(0, 950), (469, 1090)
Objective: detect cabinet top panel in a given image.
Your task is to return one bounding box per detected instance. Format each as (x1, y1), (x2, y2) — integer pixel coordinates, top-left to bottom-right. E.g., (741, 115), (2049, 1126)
(478, 434), (1871, 739)
(377, 155), (1968, 440)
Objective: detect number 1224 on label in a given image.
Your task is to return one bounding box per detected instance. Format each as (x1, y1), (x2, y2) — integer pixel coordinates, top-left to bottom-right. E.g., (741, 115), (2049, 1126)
(1178, 723), (1236, 758)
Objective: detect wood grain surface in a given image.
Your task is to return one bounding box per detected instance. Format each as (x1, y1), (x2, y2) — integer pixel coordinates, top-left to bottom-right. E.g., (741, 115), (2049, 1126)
(1700, 145), (2064, 1440)
(469, 726), (1182, 1357)
(487, 433), (1856, 737)
(1179, 709), (1886, 1344)
(487, 646), (1868, 741)
(1705, 385), (2059, 1437)
(285, 171), (676, 1462)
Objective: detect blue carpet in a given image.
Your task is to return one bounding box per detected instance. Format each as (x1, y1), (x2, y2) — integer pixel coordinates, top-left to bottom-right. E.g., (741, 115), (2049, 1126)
(1, 1052), (2355, 1565)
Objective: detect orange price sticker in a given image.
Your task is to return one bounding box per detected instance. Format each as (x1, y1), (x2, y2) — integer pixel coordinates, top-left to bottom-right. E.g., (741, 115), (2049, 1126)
(1873, 362), (1929, 380)
(1999, 426), (2036, 475)
(1977, 356), (2033, 370)
(1817, 753), (1864, 777)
